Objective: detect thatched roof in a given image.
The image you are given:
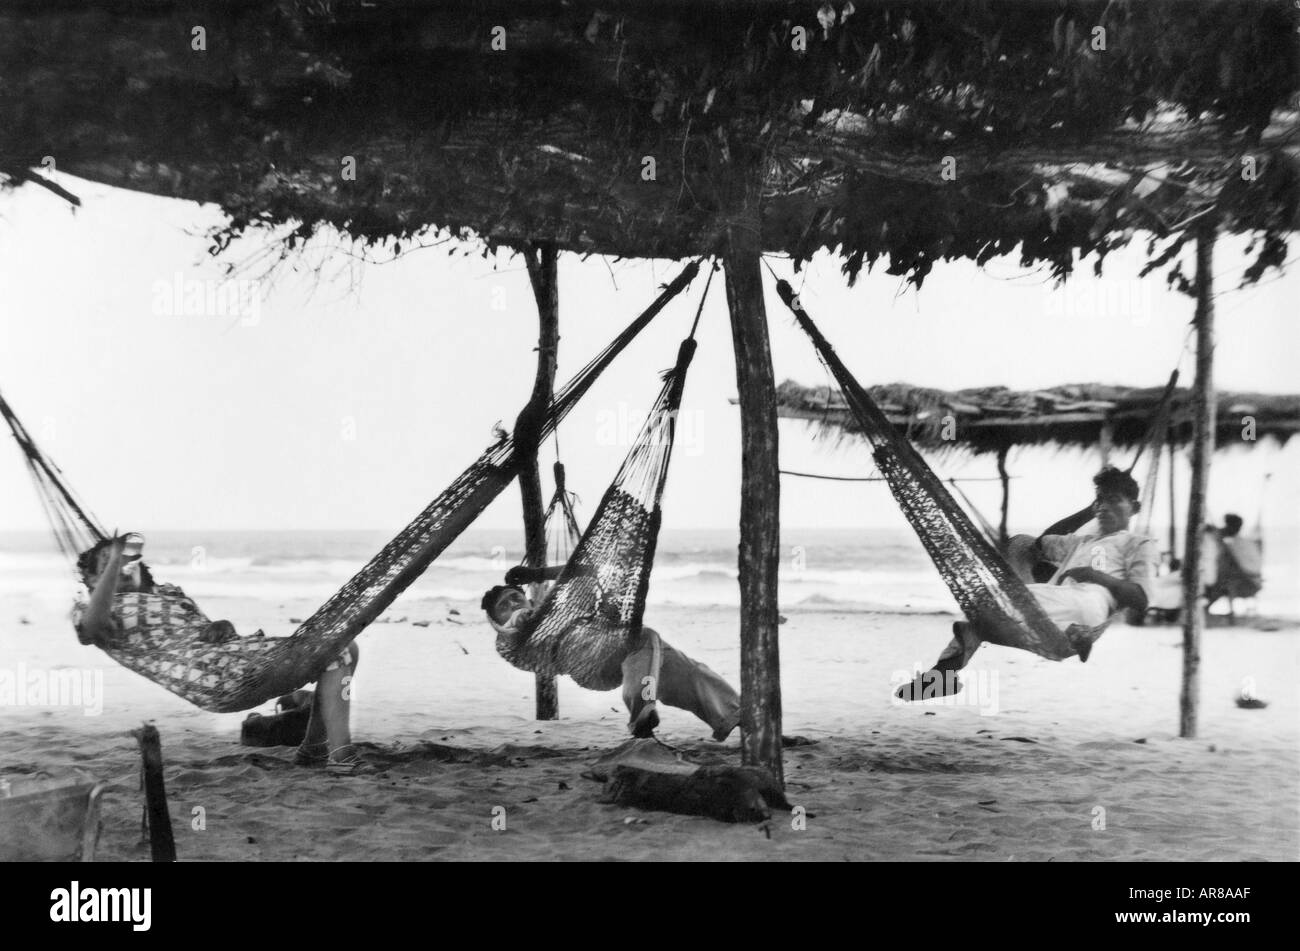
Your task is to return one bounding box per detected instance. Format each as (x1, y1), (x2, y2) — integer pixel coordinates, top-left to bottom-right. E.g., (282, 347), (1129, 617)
(773, 378), (1300, 453)
(1, 0), (1296, 284)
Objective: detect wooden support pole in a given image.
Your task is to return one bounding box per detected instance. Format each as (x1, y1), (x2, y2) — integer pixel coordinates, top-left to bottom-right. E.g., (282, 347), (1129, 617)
(1180, 222), (1217, 739)
(1167, 439), (1178, 564)
(1099, 420), (1114, 467)
(723, 221), (784, 786)
(132, 723), (176, 862)
(520, 242), (560, 720)
(996, 446), (1011, 546)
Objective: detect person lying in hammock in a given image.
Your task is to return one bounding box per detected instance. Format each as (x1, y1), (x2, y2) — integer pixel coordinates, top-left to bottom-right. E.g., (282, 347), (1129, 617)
(898, 466), (1158, 700)
(482, 571), (741, 741)
(73, 535), (370, 774)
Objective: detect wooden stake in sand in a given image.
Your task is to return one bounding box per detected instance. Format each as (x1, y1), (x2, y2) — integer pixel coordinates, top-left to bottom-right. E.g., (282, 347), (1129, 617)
(132, 723), (177, 862)
(1180, 222), (1217, 739)
(521, 241), (561, 720)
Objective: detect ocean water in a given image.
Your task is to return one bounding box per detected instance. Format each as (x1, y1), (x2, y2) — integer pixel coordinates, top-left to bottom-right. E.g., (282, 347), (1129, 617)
(1, 525), (1296, 620)
(0, 528), (955, 616)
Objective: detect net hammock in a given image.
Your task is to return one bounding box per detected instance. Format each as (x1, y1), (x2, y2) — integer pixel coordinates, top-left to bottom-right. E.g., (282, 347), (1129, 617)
(775, 278), (1114, 661)
(497, 274), (709, 689)
(509, 459), (584, 607)
(544, 460), (583, 570)
(3, 260), (702, 712)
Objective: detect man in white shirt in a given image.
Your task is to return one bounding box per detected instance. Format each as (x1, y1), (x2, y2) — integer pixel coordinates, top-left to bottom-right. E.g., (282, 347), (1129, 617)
(899, 466), (1158, 700)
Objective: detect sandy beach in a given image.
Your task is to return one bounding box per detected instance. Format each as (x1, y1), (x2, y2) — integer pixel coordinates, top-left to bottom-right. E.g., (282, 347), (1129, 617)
(3, 589), (1296, 862)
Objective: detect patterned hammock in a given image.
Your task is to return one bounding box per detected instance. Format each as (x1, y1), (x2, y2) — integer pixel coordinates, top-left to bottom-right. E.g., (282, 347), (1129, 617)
(497, 336), (697, 689)
(775, 279), (1102, 661)
(3, 261), (702, 712)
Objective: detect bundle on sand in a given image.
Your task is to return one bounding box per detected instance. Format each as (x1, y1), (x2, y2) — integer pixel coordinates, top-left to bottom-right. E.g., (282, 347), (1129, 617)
(599, 764), (791, 824)
(239, 690), (314, 748)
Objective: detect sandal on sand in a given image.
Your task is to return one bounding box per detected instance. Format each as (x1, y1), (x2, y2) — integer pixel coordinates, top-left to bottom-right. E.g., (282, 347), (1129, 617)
(293, 741), (329, 767)
(326, 744), (375, 776)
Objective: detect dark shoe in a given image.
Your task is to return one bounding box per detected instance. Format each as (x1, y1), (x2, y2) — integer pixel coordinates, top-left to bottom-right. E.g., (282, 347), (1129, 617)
(1065, 624), (1103, 663)
(895, 668), (962, 702)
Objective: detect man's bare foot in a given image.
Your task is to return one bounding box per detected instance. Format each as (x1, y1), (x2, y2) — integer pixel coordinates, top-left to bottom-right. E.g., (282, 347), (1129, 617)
(630, 704), (659, 738)
(711, 713), (740, 742)
(943, 621), (982, 667)
(326, 744), (376, 776)
(293, 741), (328, 767)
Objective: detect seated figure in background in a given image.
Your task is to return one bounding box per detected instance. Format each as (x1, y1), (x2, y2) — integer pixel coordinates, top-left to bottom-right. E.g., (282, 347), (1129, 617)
(1206, 513), (1263, 619)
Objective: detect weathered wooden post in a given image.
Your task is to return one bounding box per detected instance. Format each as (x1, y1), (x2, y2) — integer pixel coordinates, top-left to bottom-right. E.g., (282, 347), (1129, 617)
(1167, 440), (1178, 562)
(995, 446), (1011, 546)
(723, 214), (784, 786)
(1099, 420), (1114, 467)
(1180, 221), (1217, 738)
(132, 723), (176, 862)
(520, 241), (561, 720)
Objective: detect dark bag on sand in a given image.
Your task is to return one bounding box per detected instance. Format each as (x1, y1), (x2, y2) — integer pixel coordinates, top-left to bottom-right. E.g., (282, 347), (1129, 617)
(599, 764), (792, 823)
(239, 690), (314, 747)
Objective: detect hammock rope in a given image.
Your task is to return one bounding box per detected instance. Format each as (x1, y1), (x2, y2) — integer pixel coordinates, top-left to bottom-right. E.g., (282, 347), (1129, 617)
(544, 460), (583, 568)
(0, 391), (106, 562)
(498, 263), (715, 688)
(1136, 370), (1179, 540)
(5, 259), (703, 712)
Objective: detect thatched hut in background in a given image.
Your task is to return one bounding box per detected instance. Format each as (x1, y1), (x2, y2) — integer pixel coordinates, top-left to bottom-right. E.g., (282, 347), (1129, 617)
(776, 379), (1300, 454)
(2, 0), (1297, 766)
(774, 377), (1300, 545)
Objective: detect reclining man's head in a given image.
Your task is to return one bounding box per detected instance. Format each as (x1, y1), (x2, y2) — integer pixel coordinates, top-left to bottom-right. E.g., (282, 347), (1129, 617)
(482, 584), (528, 625)
(76, 534), (153, 592)
(1092, 466), (1141, 534)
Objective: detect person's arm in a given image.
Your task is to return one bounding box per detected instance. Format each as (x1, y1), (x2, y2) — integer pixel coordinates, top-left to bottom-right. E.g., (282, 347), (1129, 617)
(504, 564), (566, 586)
(1039, 503), (1095, 540)
(1034, 533), (1072, 565)
(1058, 566), (1147, 611)
(1059, 537), (1157, 613)
(79, 539), (126, 647)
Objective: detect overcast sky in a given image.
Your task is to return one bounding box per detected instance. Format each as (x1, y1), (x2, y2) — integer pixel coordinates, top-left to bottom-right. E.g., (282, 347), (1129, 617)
(1, 174), (1296, 539)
